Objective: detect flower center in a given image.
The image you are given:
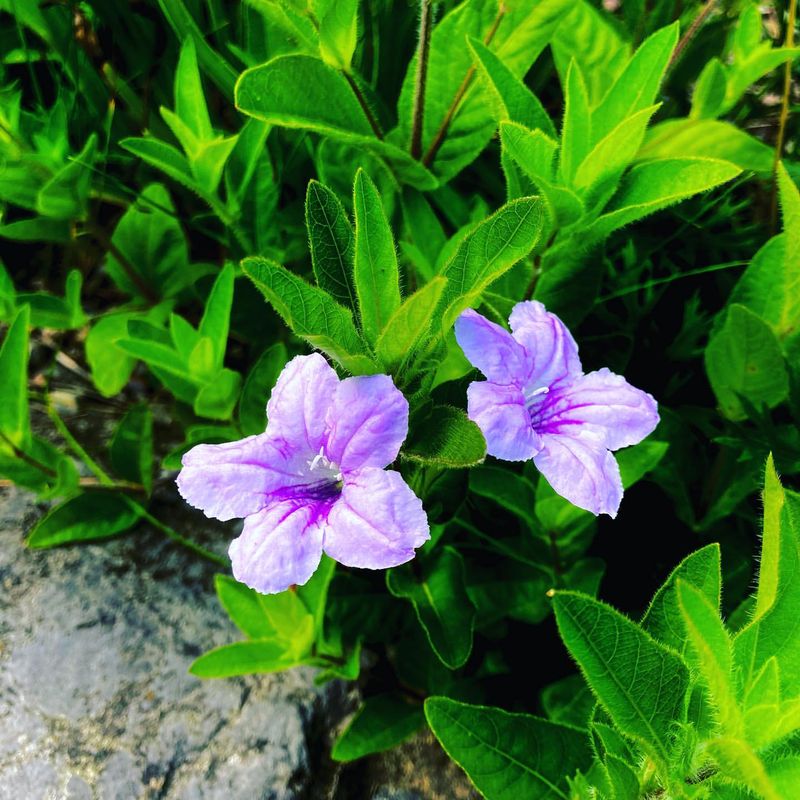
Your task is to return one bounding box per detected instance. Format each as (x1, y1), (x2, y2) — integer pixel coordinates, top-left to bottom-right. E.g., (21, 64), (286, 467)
(524, 384), (551, 430)
(301, 447), (343, 501)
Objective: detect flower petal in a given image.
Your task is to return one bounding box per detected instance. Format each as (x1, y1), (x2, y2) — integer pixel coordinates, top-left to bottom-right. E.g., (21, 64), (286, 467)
(324, 468), (429, 569)
(466, 381), (542, 461)
(266, 353), (339, 455)
(229, 502), (324, 594)
(177, 434), (304, 521)
(324, 374), (409, 471)
(535, 368), (659, 451)
(509, 301), (582, 390)
(454, 308), (529, 384)
(533, 432), (623, 517)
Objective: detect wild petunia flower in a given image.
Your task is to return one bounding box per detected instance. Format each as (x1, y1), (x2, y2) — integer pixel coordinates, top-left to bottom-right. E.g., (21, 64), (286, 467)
(177, 353), (429, 594)
(455, 301), (659, 518)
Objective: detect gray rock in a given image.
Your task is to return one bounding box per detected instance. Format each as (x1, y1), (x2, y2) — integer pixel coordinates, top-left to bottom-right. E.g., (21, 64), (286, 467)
(0, 487), (345, 800)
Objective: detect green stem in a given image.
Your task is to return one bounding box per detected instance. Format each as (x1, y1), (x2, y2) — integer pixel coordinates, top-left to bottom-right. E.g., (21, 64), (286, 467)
(667, 0), (717, 71)
(343, 71), (384, 139)
(410, 0), (434, 159)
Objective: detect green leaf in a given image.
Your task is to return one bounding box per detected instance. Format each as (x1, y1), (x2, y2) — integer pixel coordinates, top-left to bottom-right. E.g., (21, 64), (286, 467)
(755, 455), (788, 620)
(305, 180), (357, 311)
(402, 405), (486, 468)
(396, 0), (571, 181)
(591, 23), (678, 141)
(425, 697), (593, 800)
(0, 304), (31, 448)
(588, 158), (742, 241)
(175, 38), (213, 141)
(332, 693), (424, 762)
(387, 547), (475, 669)
(189, 640), (302, 678)
(640, 119), (774, 174)
(690, 58), (727, 119)
(214, 574), (278, 640)
(236, 55), (436, 190)
(242, 256), (376, 374)
(110, 405), (154, 495)
(641, 544), (721, 655)
(540, 674), (595, 728)
(706, 738), (781, 800)
(469, 464), (537, 528)
(728, 164), (800, 346)
(550, 0), (630, 104)
(616, 439), (668, 488)
(27, 493), (142, 548)
(239, 343), (288, 436)
(318, 0), (358, 71)
(352, 169), (401, 344)
(198, 265), (235, 369)
(468, 37), (555, 137)
(437, 197), (545, 333)
(36, 135), (96, 221)
(296, 554), (336, 640)
(559, 60), (591, 184)
(676, 579), (743, 736)
(194, 368), (242, 420)
(705, 304), (789, 421)
(375, 277), (447, 371)
(553, 591), (690, 768)
(105, 183), (190, 300)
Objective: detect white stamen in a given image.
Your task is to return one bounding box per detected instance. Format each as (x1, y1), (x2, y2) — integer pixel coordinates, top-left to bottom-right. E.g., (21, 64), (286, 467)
(308, 447), (327, 471)
(530, 386), (550, 397)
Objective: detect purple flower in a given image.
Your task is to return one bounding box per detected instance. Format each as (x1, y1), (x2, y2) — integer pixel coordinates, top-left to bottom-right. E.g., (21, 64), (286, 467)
(455, 301), (659, 518)
(177, 353), (429, 594)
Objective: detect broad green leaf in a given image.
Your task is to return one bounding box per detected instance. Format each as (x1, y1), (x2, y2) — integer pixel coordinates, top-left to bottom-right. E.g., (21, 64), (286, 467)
(469, 464), (536, 528)
(616, 439), (668, 488)
(0, 304), (31, 448)
(705, 304), (789, 421)
(425, 697), (592, 800)
(254, 591), (315, 658)
(755, 455), (786, 620)
(591, 23), (678, 141)
(734, 478), (800, 697)
(189, 640), (301, 678)
(198, 265), (235, 369)
(640, 120), (774, 174)
(468, 37), (555, 137)
(239, 343), (288, 436)
(375, 277), (447, 371)
(353, 169), (401, 344)
(777, 162), (800, 252)
(236, 55), (437, 190)
(395, 0), (571, 181)
(332, 694), (424, 762)
(120, 138), (197, 192)
(588, 158), (742, 241)
(437, 197), (545, 333)
(540, 674), (595, 728)
(296, 554), (336, 640)
(550, 0), (629, 104)
(105, 183), (190, 300)
(553, 591), (690, 767)
(36, 135), (96, 221)
(305, 180), (356, 310)
(214, 574), (278, 639)
(559, 61), (591, 184)
(193, 369), (243, 420)
(573, 105), (658, 194)
(242, 256), (376, 374)
(175, 38), (212, 140)
(706, 738), (780, 800)
(110, 405), (154, 494)
(387, 547), (475, 669)
(723, 47), (800, 115)
(690, 58), (727, 119)
(191, 136), (239, 195)
(641, 544), (721, 654)
(318, 0), (358, 71)
(27, 493), (142, 548)
(677, 579), (742, 736)
(402, 405), (486, 468)
(400, 189), (446, 279)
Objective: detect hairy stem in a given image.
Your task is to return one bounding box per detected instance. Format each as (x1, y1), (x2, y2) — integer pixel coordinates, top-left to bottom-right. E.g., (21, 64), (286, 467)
(410, 0), (434, 159)
(771, 0), (797, 228)
(344, 71), (384, 139)
(668, 0), (717, 71)
(422, 6), (506, 167)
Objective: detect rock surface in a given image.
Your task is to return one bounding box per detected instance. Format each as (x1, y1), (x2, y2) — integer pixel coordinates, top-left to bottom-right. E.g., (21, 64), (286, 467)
(0, 487), (478, 800)
(0, 487), (346, 800)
